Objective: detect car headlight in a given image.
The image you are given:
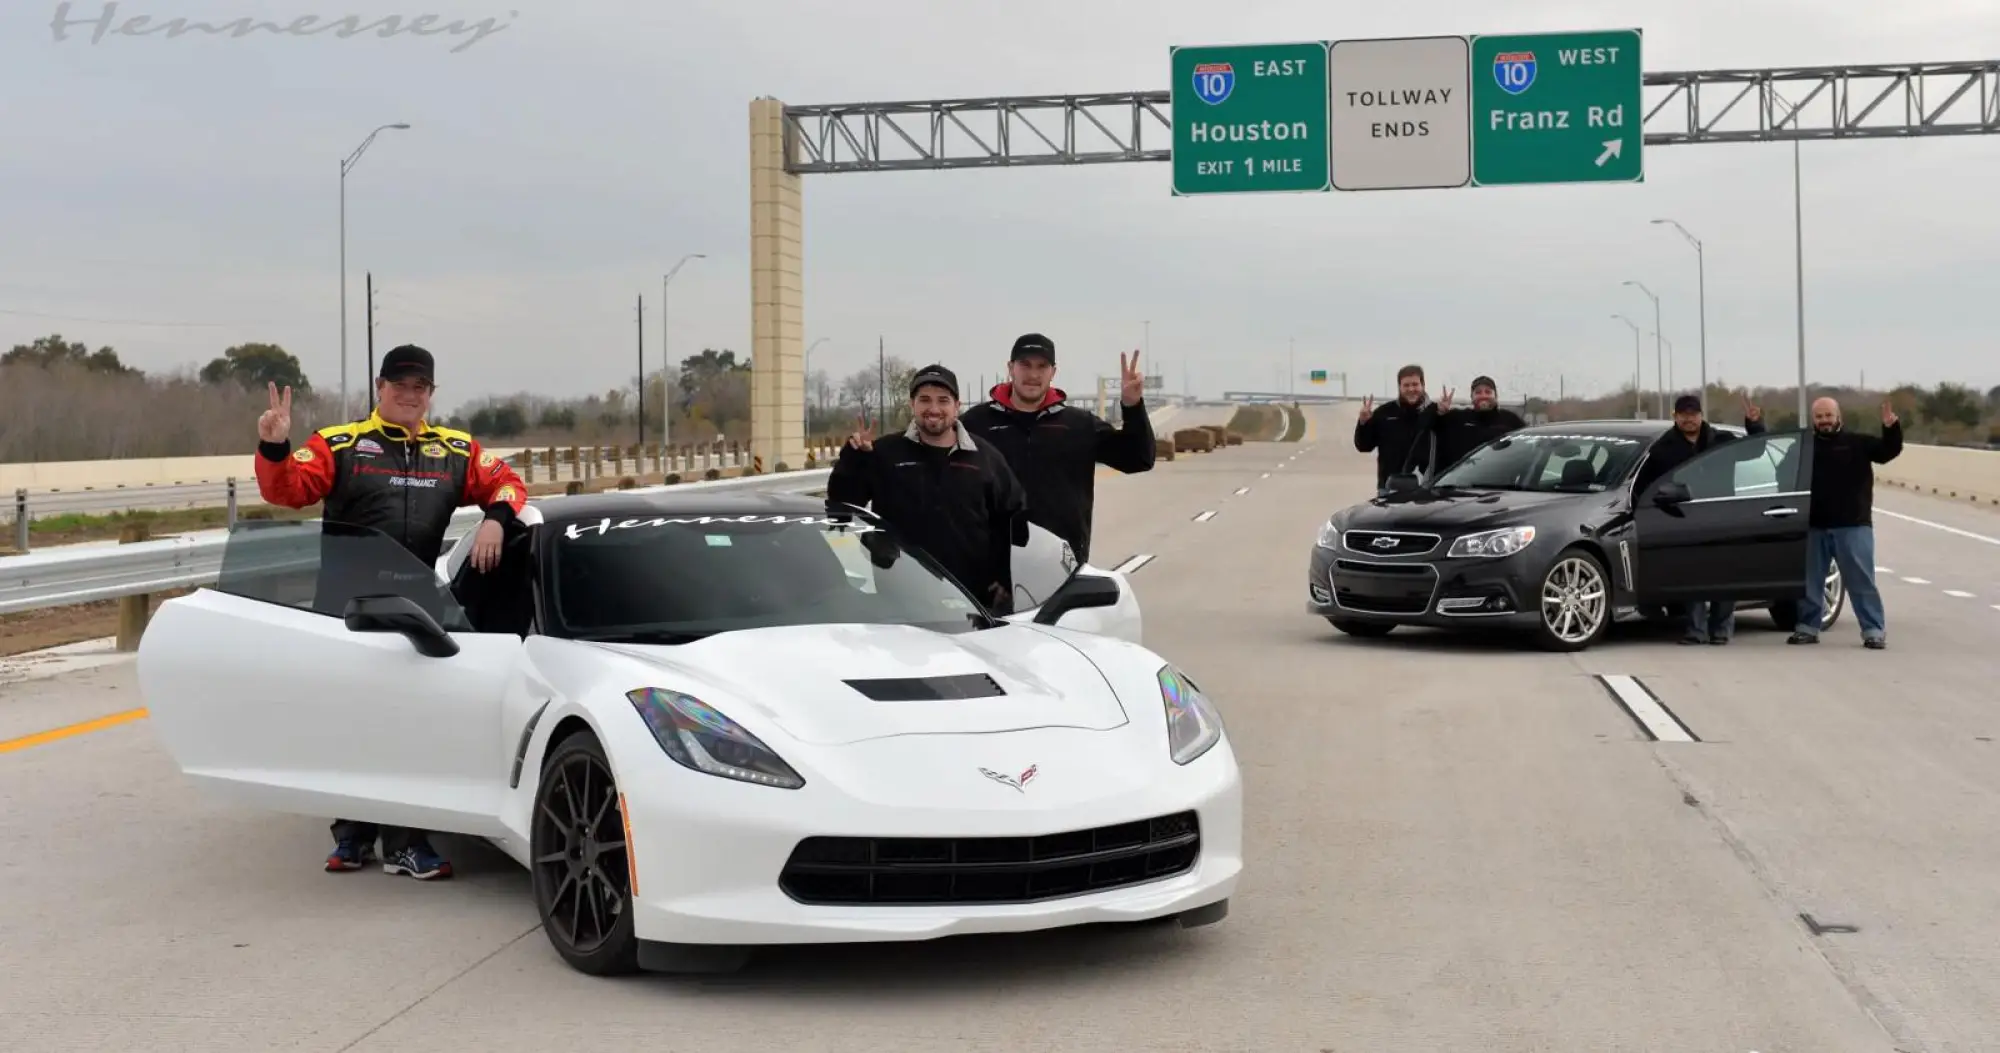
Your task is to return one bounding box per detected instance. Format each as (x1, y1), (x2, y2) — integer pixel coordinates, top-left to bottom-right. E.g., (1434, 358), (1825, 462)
(1158, 665), (1224, 765)
(625, 687), (804, 789)
(1315, 519), (1339, 549)
(1447, 525), (1536, 558)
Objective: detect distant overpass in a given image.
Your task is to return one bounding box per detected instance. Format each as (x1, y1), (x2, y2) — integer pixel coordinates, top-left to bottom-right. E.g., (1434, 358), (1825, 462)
(1222, 391), (1354, 404)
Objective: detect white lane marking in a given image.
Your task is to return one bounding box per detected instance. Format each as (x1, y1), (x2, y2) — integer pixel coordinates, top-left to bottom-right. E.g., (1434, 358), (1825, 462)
(1193, 510), (1218, 523)
(1877, 507), (2000, 546)
(1112, 553), (1155, 575)
(1876, 566), (1893, 574)
(1902, 577), (1931, 585)
(1233, 486), (1250, 495)
(1943, 590), (1974, 598)
(1260, 473), (1271, 479)
(1598, 675), (1698, 743)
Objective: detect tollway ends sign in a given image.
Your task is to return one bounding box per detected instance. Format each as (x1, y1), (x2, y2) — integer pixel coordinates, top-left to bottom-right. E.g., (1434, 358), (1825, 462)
(1170, 28), (1643, 195)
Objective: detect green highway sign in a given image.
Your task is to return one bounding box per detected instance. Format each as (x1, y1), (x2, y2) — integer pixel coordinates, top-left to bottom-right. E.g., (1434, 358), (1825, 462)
(1309, 369), (1328, 384)
(1469, 29), (1644, 186)
(1171, 42), (1331, 195)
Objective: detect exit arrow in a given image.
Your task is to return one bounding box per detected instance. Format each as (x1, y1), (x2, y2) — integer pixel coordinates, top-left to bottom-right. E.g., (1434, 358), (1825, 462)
(1594, 139), (1624, 167)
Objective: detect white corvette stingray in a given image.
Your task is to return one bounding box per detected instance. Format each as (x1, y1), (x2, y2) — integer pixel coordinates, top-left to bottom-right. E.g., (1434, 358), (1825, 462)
(135, 489), (1242, 975)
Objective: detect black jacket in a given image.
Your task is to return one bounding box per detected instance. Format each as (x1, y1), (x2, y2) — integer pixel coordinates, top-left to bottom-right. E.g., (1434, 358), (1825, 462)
(1413, 404), (1528, 477)
(825, 424), (1029, 603)
(1806, 422), (1903, 528)
(957, 385), (1154, 563)
(1353, 396), (1434, 487)
(1632, 417), (1767, 496)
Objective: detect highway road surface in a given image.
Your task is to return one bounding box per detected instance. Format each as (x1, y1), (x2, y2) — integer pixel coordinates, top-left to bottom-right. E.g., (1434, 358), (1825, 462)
(4, 403), (1997, 1052)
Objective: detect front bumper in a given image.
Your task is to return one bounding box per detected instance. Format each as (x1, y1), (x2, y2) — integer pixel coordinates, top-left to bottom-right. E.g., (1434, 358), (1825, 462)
(1306, 538), (1543, 629)
(617, 726), (1242, 947)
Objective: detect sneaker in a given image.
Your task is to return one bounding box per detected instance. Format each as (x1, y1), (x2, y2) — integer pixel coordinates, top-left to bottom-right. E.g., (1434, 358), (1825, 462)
(384, 845), (452, 880)
(1786, 631), (1818, 645)
(1708, 635), (1731, 646)
(1679, 633), (1707, 646)
(1863, 637), (1886, 650)
(325, 838), (376, 872)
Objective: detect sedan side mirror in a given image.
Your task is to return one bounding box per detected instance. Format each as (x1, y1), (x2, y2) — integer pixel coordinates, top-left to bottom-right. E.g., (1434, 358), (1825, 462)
(1385, 473), (1420, 493)
(1652, 481), (1693, 507)
(1032, 573), (1123, 626)
(344, 594), (461, 658)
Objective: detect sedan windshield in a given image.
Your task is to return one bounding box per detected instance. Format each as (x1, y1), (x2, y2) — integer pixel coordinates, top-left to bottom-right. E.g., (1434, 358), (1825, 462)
(1430, 432), (1649, 493)
(546, 511), (994, 642)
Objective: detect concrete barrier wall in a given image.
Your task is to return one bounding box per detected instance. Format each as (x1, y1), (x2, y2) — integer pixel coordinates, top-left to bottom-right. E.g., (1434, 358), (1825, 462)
(0, 448), (531, 493)
(1875, 443), (2000, 509)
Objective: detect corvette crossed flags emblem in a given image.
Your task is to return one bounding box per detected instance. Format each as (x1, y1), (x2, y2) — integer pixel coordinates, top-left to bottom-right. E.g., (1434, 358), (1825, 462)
(979, 764), (1038, 793)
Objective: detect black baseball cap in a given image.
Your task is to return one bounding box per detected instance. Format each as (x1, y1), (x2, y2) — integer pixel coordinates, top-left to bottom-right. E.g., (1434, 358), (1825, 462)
(379, 344), (435, 384)
(909, 363), (959, 400)
(1010, 333), (1055, 364)
(1674, 394), (1702, 414)
(1470, 374), (1497, 392)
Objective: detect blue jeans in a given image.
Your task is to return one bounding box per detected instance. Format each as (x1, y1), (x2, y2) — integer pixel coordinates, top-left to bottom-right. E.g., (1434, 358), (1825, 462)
(1682, 600), (1737, 640)
(1796, 526), (1886, 640)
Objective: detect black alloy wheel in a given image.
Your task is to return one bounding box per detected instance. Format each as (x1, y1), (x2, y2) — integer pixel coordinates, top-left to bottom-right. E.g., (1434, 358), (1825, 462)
(530, 731), (640, 976)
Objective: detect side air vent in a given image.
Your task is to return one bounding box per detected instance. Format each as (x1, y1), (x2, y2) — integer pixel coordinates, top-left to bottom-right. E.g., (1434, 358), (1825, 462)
(843, 673), (1006, 701)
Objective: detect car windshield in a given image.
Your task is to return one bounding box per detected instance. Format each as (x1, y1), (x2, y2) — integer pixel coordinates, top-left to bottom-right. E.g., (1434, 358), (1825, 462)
(545, 510), (997, 642)
(1430, 431), (1649, 493)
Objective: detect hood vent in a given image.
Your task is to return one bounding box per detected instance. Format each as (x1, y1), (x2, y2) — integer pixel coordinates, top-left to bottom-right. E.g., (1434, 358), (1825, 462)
(843, 673), (1006, 701)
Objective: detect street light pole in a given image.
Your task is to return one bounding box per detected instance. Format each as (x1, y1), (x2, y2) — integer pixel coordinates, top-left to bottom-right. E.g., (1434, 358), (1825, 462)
(1623, 280), (1664, 419)
(1792, 137), (1808, 423)
(1612, 314), (1642, 418)
(661, 252), (706, 448)
(339, 122), (410, 421)
(1650, 218), (1707, 398)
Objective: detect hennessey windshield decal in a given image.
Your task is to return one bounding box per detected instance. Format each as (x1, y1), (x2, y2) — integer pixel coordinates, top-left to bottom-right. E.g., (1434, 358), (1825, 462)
(562, 514), (880, 540)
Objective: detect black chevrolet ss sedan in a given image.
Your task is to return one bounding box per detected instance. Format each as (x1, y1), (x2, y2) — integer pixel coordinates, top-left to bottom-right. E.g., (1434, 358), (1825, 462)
(1306, 420), (1846, 651)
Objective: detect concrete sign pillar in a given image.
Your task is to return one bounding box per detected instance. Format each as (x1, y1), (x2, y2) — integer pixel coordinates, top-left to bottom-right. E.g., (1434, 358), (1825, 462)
(749, 97), (806, 470)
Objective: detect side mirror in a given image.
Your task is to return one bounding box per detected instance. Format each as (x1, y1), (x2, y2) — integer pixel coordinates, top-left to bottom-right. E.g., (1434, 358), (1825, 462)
(1385, 473), (1420, 493)
(343, 594), (461, 658)
(1652, 481), (1693, 507)
(1031, 572), (1123, 626)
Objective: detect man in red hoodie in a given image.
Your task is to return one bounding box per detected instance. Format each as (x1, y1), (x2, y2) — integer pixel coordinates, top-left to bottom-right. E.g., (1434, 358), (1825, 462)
(957, 333), (1155, 564)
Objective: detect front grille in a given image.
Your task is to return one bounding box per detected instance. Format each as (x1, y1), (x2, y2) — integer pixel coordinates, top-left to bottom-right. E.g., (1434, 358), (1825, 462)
(1331, 559), (1438, 615)
(779, 811), (1201, 905)
(1342, 530), (1440, 557)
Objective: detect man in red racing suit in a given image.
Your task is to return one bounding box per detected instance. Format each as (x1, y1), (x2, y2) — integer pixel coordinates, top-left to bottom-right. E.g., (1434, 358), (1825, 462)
(252, 344), (527, 881)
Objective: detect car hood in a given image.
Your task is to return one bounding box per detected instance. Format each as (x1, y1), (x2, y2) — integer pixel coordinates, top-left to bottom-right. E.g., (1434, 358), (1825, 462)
(582, 623), (1131, 746)
(1339, 488), (1579, 530)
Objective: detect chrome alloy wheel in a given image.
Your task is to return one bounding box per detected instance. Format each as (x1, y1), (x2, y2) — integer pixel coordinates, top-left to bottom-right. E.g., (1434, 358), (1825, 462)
(1820, 562), (1845, 629)
(1541, 556), (1608, 645)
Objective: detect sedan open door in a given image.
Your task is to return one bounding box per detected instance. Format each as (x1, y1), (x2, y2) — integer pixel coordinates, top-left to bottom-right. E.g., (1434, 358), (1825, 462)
(1631, 430), (1816, 604)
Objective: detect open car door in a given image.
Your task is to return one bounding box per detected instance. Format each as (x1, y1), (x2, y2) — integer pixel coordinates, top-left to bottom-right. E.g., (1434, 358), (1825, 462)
(1631, 429), (1815, 604)
(136, 519), (532, 837)
(1000, 522), (1143, 644)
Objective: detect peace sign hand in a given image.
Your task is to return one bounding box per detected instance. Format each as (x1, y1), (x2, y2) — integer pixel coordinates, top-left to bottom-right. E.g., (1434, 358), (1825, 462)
(1358, 395), (1374, 422)
(1120, 350), (1145, 405)
(258, 382), (292, 443)
(1742, 394), (1762, 423)
(1881, 399), (1899, 427)
(846, 413), (875, 452)
(1438, 387), (1456, 412)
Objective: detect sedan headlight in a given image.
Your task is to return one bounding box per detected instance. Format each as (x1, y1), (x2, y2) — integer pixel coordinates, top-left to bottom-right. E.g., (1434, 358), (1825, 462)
(1315, 518), (1339, 549)
(1158, 665), (1224, 765)
(1447, 525), (1536, 558)
(625, 687), (804, 789)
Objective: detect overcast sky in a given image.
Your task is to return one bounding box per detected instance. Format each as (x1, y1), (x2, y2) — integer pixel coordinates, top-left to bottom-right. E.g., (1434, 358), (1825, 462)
(5, 0), (1996, 415)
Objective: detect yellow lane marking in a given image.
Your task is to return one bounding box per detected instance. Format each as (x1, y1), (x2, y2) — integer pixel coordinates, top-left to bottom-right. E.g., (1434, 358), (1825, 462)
(0, 707), (150, 755)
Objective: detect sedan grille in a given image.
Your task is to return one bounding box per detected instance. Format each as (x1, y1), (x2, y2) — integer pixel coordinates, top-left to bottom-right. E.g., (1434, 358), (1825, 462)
(1341, 530), (1440, 556)
(779, 811), (1200, 905)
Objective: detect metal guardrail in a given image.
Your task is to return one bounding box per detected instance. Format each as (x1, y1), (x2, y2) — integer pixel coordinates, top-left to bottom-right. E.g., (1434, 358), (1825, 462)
(0, 469), (832, 616)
